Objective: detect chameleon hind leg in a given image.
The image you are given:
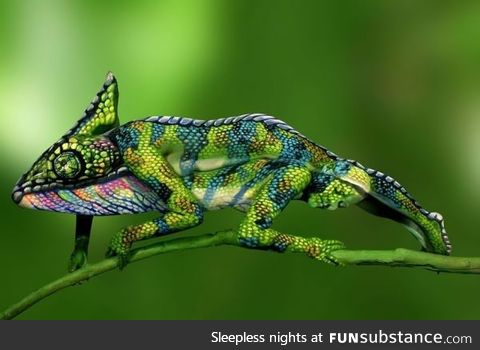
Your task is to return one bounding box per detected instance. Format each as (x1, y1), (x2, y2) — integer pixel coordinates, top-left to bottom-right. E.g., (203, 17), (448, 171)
(238, 164), (345, 265)
(307, 161), (367, 210)
(307, 177), (365, 210)
(106, 149), (203, 268)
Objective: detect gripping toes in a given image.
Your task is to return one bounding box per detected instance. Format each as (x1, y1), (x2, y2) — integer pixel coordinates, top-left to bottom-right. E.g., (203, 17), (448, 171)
(307, 237), (345, 265)
(68, 248), (88, 272)
(105, 231), (132, 269)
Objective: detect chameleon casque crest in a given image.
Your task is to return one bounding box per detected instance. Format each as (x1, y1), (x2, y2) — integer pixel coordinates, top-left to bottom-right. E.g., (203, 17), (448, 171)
(12, 73), (451, 271)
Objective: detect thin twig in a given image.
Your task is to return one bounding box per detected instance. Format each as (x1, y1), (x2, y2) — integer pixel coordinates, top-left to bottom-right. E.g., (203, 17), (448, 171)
(1, 230), (479, 320)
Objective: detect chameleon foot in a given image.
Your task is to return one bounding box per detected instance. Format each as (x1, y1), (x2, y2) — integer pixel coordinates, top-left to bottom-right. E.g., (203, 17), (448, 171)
(105, 247), (131, 270)
(105, 232), (132, 270)
(68, 248), (88, 272)
(307, 238), (345, 266)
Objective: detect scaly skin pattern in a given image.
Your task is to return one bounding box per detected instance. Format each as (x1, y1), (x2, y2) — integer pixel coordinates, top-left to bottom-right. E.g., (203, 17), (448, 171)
(12, 73), (452, 270)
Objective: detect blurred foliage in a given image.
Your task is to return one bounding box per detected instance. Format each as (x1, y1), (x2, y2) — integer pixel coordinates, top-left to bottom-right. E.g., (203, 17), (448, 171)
(0, 0), (479, 319)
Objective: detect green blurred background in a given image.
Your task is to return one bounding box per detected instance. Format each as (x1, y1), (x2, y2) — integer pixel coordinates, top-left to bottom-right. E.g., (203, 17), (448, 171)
(1, 0), (479, 320)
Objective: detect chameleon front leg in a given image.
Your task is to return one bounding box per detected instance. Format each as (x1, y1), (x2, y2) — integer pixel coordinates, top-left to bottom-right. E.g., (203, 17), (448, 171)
(105, 197), (203, 268)
(106, 148), (204, 268)
(238, 165), (345, 265)
(68, 215), (93, 272)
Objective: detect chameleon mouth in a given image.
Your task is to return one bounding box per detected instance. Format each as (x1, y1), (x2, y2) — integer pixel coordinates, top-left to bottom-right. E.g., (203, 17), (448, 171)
(11, 178), (55, 204)
(11, 166), (130, 205)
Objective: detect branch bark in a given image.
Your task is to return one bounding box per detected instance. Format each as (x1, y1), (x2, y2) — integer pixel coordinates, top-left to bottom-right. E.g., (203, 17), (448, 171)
(1, 230), (479, 320)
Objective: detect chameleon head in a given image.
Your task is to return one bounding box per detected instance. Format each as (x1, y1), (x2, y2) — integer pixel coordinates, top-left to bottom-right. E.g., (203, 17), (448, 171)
(12, 135), (122, 209)
(11, 72), (129, 214)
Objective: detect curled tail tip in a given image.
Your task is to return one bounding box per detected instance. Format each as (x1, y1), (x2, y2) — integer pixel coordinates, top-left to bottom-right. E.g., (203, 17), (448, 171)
(427, 211), (452, 255)
(343, 160), (452, 255)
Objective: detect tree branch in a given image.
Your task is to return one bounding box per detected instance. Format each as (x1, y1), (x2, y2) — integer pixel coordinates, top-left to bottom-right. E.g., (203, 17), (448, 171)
(1, 230), (479, 320)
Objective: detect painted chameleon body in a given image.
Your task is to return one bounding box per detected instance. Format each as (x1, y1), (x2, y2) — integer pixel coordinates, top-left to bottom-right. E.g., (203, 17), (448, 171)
(12, 73), (451, 270)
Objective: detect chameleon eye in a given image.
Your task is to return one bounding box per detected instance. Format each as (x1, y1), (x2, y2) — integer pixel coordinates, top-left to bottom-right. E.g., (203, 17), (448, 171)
(53, 151), (82, 179)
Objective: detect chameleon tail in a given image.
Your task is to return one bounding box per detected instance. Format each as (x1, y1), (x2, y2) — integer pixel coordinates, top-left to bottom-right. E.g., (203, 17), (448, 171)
(343, 160), (451, 255)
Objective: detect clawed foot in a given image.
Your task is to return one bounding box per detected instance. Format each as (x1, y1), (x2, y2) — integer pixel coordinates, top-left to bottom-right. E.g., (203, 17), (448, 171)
(105, 237), (130, 270)
(68, 248), (88, 272)
(307, 238), (346, 266)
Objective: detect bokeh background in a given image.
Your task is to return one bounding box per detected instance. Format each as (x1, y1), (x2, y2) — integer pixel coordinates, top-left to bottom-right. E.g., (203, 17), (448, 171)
(1, 0), (479, 320)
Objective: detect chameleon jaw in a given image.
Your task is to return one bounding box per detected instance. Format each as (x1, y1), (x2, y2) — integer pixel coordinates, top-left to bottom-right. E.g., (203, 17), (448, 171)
(12, 178), (59, 204)
(11, 166), (131, 206)
(12, 166), (166, 216)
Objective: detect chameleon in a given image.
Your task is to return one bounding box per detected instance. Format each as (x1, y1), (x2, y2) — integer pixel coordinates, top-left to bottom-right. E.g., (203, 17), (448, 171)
(11, 73), (451, 271)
